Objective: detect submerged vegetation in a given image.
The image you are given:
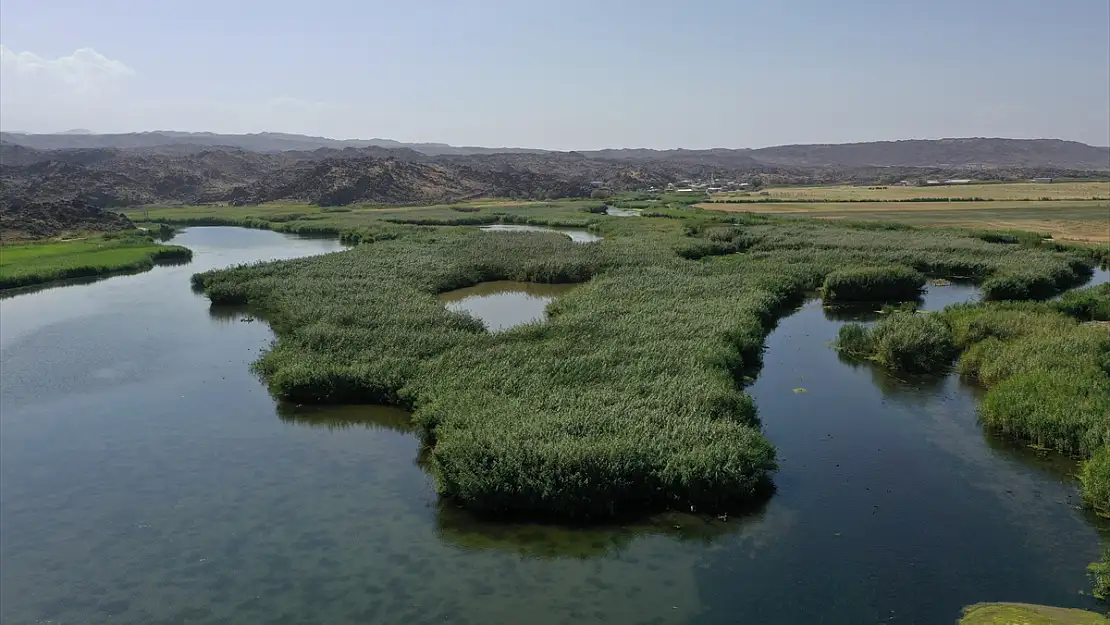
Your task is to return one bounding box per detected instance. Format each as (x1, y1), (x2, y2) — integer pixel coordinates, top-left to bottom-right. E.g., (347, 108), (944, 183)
(188, 203), (1100, 520)
(958, 603), (1109, 625)
(0, 232), (192, 290)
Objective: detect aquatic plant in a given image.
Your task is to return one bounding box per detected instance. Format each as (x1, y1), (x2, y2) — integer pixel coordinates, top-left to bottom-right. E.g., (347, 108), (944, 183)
(1080, 447), (1110, 517)
(835, 312), (958, 373)
(1090, 548), (1110, 601)
(835, 324), (874, 358)
(959, 602), (1108, 623)
(1053, 283), (1110, 322)
(821, 266), (925, 302)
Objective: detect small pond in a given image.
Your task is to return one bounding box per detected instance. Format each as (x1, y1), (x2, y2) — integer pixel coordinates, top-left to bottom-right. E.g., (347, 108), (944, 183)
(605, 207), (642, 217)
(438, 281), (576, 331)
(479, 224), (602, 243)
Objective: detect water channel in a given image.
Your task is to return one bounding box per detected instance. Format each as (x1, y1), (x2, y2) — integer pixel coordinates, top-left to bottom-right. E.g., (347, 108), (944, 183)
(1, 227), (1106, 624)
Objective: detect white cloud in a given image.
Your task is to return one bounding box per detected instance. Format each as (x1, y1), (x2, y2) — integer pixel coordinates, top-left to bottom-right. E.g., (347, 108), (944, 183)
(0, 45), (134, 96)
(1, 45), (138, 131)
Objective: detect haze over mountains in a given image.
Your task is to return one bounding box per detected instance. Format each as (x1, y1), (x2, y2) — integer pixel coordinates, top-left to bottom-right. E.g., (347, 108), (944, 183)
(1, 133), (1108, 221)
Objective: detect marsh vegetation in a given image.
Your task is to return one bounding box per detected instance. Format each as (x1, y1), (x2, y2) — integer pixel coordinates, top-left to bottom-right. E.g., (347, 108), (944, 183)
(190, 207), (1099, 521)
(4, 223), (1108, 623)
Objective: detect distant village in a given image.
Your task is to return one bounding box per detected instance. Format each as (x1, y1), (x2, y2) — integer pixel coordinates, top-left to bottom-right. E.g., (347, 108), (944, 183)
(590, 174), (1063, 196)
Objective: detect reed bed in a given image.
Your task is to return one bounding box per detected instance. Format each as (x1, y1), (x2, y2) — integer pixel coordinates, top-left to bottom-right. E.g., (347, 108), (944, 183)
(192, 211), (1097, 519)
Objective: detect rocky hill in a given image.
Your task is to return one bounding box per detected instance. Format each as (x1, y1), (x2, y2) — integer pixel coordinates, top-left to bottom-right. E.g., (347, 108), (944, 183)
(0, 148), (600, 208)
(1, 198), (134, 241)
(2, 135), (1108, 216)
(746, 138), (1110, 170)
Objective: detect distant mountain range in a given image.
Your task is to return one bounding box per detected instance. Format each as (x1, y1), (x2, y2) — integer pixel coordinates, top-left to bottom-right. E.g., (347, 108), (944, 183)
(3, 132), (1108, 169)
(0, 131), (547, 157)
(1, 133), (1108, 231)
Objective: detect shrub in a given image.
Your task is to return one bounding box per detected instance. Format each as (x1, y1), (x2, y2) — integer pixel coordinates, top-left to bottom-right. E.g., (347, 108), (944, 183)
(835, 324), (873, 357)
(981, 260), (1087, 301)
(1053, 283), (1110, 321)
(1080, 447), (1110, 517)
(834, 313), (957, 373)
(1091, 548), (1110, 600)
(822, 265), (925, 302)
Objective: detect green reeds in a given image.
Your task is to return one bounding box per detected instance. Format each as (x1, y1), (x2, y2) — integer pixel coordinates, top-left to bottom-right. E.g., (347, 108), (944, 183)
(191, 211), (1099, 519)
(821, 266), (925, 302)
(835, 312), (958, 373)
(1080, 447), (1110, 518)
(1091, 547), (1110, 601)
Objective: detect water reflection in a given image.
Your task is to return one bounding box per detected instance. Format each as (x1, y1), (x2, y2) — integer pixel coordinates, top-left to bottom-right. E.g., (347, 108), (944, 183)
(479, 224), (602, 243)
(834, 351), (951, 397)
(438, 281), (576, 331)
(206, 303), (257, 324)
(277, 404), (416, 433)
(435, 504), (770, 560)
(0, 271), (148, 300)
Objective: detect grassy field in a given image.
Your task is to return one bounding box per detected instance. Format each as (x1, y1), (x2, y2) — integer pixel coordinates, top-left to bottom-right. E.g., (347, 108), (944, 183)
(0, 234), (192, 290)
(712, 181), (1110, 202)
(186, 205), (1101, 522)
(699, 200), (1110, 243)
(127, 199), (606, 234)
(130, 194), (1110, 245)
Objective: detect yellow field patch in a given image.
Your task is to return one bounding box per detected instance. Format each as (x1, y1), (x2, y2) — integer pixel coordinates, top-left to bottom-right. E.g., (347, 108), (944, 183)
(700, 200), (1110, 243)
(713, 181), (1110, 202)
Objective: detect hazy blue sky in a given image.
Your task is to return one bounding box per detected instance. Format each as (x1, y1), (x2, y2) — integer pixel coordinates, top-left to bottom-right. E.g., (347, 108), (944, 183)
(1, 0), (1108, 148)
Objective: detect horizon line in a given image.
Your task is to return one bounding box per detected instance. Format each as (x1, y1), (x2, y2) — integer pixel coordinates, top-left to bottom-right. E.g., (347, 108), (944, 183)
(1, 129), (1108, 151)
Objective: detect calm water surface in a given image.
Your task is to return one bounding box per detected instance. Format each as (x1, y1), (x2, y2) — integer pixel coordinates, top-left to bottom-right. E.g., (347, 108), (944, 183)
(1, 229), (1106, 625)
(438, 281), (576, 331)
(479, 224), (602, 242)
(605, 207), (642, 217)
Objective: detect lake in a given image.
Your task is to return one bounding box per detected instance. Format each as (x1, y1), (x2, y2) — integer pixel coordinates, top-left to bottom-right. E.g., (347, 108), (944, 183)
(1, 227), (1105, 624)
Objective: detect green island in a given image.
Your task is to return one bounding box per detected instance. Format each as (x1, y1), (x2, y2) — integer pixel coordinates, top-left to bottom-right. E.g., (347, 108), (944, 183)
(0, 231), (192, 290)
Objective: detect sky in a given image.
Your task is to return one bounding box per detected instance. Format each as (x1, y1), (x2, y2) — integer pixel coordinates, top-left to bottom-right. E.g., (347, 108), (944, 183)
(1, 0), (1108, 149)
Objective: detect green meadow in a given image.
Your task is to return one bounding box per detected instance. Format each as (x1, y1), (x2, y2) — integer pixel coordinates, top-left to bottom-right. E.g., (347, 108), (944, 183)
(0, 233), (193, 290)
